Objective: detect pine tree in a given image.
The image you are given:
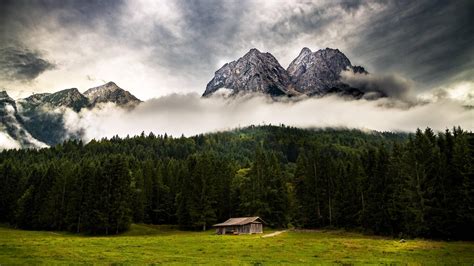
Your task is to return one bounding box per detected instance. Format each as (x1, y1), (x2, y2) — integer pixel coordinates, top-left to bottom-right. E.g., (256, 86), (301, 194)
(0, 161), (21, 222)
(264, 152), (288, 227)
(105, 155), (132, 234)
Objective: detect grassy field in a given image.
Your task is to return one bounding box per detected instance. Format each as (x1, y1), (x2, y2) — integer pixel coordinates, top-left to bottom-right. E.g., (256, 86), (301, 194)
(0, 224), (473, 264)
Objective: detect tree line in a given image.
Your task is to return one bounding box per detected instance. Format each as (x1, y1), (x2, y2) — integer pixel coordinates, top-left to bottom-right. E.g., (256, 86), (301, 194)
(0, 125), (472, 239)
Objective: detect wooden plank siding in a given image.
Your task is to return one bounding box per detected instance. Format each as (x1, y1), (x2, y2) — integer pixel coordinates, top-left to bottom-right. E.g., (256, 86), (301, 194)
(213, 217), (265, 235)
(214, 223), (263, 235)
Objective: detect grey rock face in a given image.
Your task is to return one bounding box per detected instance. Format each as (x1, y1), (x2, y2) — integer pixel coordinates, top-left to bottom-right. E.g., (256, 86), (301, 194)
(41, 88), (90, 112)
(13, 82), (141, 147)
(20, 82), (141, 111)
(204, 47), (370, 98)
(287, 47), (354, 95)
(16, 89), (88, 146)
(0, 91), (14, 102)
(84, 81), (141, 106)
(352, 65), (368, 74)
(22, 93), (51, 105)
(1, 82), (142, 148)
(203, 49), (292, 97)
(286, 47), (313, 83)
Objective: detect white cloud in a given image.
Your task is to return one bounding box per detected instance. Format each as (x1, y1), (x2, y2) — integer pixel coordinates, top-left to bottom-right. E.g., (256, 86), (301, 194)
(419, 81), (474, 106)
(0, 131), (21, 150)
(443, 82), (473, 105)
(63, 93), (473, 142)
(1, 103), (49, 149)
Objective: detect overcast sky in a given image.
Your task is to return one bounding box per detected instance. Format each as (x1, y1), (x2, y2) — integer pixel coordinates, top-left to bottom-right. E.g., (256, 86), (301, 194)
(0, 0), (473, 100)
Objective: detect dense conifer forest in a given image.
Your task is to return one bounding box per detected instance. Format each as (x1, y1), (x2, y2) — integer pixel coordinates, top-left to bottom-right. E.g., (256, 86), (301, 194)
(0, 125), (472, 240)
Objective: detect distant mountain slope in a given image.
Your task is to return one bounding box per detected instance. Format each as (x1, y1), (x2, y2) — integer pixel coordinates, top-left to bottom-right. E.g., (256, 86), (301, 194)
(0, 82), (142, 148)
(84, 81), (141, 106)
(19, 88), (90, 113)
(43, 88), (90, 112)
(17, 89), (90, 146)
(0, 91), (47, 148)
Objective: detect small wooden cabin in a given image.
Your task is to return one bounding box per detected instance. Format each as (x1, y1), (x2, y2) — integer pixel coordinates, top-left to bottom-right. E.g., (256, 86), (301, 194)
(213, 217), (264, 235)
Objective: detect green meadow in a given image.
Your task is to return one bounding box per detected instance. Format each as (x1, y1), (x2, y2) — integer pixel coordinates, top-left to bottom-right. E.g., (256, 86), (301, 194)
(0, 224), (473, 264)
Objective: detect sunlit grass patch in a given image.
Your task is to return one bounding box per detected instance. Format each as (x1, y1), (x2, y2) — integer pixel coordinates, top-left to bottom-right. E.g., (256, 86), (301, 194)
(0, 225), (473, 264)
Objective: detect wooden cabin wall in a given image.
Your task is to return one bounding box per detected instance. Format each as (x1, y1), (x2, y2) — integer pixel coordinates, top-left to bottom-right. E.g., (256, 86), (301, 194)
(215, 223), (263, 235)
(249, 223), (263, 233)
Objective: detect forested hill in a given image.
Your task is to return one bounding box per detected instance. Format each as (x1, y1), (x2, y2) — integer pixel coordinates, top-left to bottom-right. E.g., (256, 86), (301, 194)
(0, 126), (472, 240)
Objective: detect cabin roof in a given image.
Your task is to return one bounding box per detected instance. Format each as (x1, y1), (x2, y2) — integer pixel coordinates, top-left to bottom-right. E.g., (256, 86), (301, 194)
(213, 217), (264, 227)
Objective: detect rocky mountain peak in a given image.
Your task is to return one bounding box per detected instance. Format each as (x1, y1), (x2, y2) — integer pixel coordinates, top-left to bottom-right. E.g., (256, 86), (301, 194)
(22, 93), (51, 105)
(52, 88), (81, 97)
(287, 47), (354, 95)
(312, 48), (352, 69)
(286, 47), (313, 79)
(246, 48), (261, 56)
(299, 47), (312, 58)
(84, 81), (141, 106)
(0, 91), (14, 103)
(241, 48), (279, 65)
(301, 47), (312, 53)
(203, 47), (373, 98)
(2, 82), (141, 148)
(202, 49), (291, 97)
(352, 65), (368, 74)
(94, 81), (119, 91)
(42, 88), (90, 112)
(296, 47), (313, 60)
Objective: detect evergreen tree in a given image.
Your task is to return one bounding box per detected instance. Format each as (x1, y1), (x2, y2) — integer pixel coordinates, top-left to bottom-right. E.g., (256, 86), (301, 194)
(105, 156), (132, 234)
(0, 125), (471, 239)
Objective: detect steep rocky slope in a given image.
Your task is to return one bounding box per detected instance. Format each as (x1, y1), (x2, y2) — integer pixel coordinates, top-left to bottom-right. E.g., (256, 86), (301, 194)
(84, 81), (141, 106)
(204, 47), (369, 98)
(203, 49), (293, 97)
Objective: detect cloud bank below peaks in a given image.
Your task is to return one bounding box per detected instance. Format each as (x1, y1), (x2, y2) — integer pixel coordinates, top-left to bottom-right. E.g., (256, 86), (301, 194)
(63, 92), (473, 142)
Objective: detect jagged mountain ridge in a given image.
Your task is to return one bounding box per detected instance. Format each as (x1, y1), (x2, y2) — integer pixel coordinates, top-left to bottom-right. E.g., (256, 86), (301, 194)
(16, 89), (86, 147)
(1, 82), (141, 148)
(287, 47), (367, 96)
(42, 88), (90, 112)
(20, 82), (140, 112)
(84, 81), (141, 106)
(204, 47), (369, 97)
(202, 48), (293, 97)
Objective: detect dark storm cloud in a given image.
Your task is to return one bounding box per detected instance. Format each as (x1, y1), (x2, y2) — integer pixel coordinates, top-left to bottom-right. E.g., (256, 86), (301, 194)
(0, 0), (472, 96)
(267, 0), (367, 41)
(148, 0), (251, 73)
(267, 7), (333, 42)
(351, 0), (474, 87)
(0, 0), (124, 24)
(0, 0), (125, 45)
(0, 46), (55, 81)
(256, 0), (473, 90)
(143, 0), (366, 80)
(339, 0), (364, 12)
(340, 70), (413, 100)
